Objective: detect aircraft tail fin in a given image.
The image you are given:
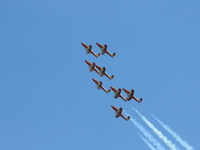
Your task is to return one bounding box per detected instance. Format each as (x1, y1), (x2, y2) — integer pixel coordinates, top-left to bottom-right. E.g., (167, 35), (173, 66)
(95, 53), (101, 58)
(126, 116), (130, 121)
(106, 89), (111, 93)
(138, 98), (143, 103)
(111, 53), (116, 57)
(109, 75), (114, 80)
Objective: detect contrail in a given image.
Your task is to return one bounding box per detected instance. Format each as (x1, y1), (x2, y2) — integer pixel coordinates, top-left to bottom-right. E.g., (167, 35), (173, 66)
(131, 106), (179, 150)
(152, 115), (194, 150)
(138, 134), (157, 150)
(124, 111), (165, 150)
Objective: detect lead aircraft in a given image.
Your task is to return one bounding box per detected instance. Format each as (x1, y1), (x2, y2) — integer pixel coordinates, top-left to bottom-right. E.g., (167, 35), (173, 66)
(123, 88), (143, 103)
(96, 42), (116, 58)
(111, 105), (130, 121)
(92, 78), (110, 93)
(95, 65), (114, 80)
(84, 60), (100, 75)
(110, 86), (126, 101)
(81, 43), (100, 58)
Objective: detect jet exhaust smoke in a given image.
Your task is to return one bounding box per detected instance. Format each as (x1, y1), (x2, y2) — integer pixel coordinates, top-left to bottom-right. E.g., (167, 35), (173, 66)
(131, 106), (180, 150)
(152, 115), (194, 150)
(124, 111), (165, 150)
(138, 134), (157, 150)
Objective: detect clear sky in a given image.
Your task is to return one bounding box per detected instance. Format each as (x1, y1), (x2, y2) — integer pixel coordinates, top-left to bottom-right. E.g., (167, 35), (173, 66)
(1, 1), (200, 150)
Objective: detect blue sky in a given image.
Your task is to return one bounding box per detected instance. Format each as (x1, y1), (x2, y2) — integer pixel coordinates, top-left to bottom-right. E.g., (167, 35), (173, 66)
(0, 1), (200, 149)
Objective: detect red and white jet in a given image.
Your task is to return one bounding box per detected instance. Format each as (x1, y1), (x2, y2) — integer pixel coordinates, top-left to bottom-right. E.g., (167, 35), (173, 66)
(95, 65), (114, 80)
(96, 42), (116, 58)
(92, 78), (110, 93)
(110, 86), (126, 101)
(81, 42), (100, 58)
(123, 88), (143, 103)
(111, 105), (130, 121)
(84, 60), (100, 75)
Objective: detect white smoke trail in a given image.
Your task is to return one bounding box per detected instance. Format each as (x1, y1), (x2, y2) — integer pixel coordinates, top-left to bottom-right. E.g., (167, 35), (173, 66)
(131, 106), (179, 150)
(138, 134), (157, 150)
(124, 111), (165, 150)
(152, 115), (194, 150)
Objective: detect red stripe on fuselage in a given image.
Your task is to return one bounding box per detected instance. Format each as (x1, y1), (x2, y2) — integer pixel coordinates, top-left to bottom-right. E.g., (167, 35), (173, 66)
(96, 42), (103, 48)
(81, 42), (88, 48)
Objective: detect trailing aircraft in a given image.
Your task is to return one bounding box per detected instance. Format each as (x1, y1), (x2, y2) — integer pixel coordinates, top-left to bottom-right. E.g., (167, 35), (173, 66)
(111, 105), (130, 121)
(96, 42), (116, 58)
(123, 88), (143, 103)
(95, 65), (114, 80)
(81, 42), (100, 58)
(110, 86), (126, 101)
(84, 60), (100, 75)
(92, 78), (110, 93)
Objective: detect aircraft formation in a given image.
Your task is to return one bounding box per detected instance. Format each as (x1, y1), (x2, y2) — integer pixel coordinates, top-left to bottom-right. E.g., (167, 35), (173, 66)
(82, 42), (143, 121)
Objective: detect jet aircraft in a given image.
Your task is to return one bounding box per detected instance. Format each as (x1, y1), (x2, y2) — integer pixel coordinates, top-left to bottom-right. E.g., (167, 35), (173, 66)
(92, 78), (110, 93)
(95, 65), (114, 80)
(123, 88), (143, 103)
(96, 42), (116, 58)
(81, 43), (100, 58)
(110, 86), (126, 101)
(111, 105), (130, 121)
(84, 60), (100, 75)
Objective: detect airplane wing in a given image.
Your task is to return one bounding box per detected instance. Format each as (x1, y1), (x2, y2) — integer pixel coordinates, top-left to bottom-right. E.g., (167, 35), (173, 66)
(118, 107), (123, 114)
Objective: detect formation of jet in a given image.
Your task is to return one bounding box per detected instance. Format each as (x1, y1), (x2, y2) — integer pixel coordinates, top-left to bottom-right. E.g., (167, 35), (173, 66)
(82, 42), (116, 58)
(85, 60), (114, 80)
(82, 42), (142, 121)
(111, 105), (130, 121)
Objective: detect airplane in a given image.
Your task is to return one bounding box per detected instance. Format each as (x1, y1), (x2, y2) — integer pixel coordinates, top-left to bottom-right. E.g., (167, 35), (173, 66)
(96, 42), (116, 58)
(123, 88), (143, 103)
(81, 42), (100, 58)
(95, 65), (114, 80)
(84, 60), (100, 75)
(111, 105), (130, 121)
(110, 86), (126, 101)
(92, 78), (110, 93)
